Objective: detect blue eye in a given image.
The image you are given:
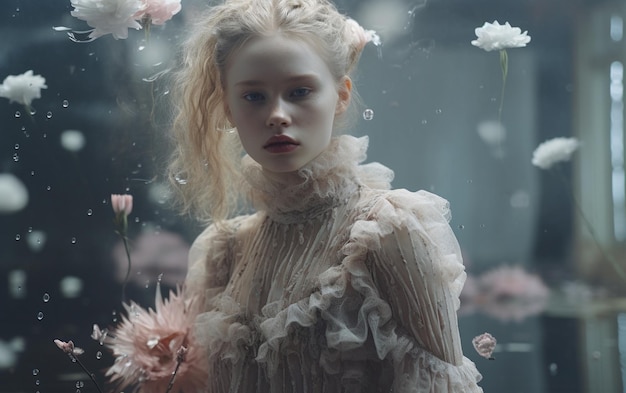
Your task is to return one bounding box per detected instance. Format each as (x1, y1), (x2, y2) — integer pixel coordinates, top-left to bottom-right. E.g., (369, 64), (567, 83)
(291, 88), (311, 98)
(243, 92), (264, 102)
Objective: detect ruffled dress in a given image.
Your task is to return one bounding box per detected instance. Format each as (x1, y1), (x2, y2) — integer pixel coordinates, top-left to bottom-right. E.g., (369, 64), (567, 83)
(185, 135), (483, 393)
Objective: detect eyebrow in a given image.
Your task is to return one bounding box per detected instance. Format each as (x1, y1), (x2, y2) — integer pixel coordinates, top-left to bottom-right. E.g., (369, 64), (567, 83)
(234, 74), (320, 87)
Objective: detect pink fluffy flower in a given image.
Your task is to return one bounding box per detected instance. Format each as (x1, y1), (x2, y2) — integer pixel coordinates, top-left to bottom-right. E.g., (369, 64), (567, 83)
(472, 332), (497, 359)
(138, 0), (181, 25)
(100, 284), (208, 392)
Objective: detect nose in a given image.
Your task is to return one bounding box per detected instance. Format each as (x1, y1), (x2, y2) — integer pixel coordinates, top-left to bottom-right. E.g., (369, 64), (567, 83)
(266, 99), (291, 128)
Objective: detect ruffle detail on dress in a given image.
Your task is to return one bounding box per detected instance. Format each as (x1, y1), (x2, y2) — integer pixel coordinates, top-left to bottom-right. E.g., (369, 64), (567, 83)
(185, 215), (249, 312)
(351, 189), (467, 305)
(194, 294), (255, 364)
(254, 260), (397, 377)
(391, 338), (483, 392)
(249, 189), (480, 392)
(241, 135), (393, 222)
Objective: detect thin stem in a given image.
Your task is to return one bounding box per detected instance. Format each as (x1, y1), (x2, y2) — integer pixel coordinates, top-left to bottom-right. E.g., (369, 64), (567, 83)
(164, 357), (183, 393)
(71, 354), (104, 393)
(555, 167), (626, 283)
(497, 49), (509, 123)
(120, 235), (132, 303)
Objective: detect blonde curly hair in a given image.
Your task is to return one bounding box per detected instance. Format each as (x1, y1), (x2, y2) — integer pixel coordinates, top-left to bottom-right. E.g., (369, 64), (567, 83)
(167, 0), (371, 223)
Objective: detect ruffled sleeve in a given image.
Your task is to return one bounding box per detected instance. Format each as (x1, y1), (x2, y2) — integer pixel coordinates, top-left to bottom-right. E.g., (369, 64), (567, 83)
(185, 216), (248, 311)
(368, 189), (466, 362)
(348, 188), (482, 391)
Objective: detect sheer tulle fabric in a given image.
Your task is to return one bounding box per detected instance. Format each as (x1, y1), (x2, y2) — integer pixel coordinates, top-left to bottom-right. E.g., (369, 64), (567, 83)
(185, 136), (483, 392)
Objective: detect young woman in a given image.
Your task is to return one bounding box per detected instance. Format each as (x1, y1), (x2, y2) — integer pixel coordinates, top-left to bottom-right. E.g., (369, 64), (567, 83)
(166, 0), (483, 391)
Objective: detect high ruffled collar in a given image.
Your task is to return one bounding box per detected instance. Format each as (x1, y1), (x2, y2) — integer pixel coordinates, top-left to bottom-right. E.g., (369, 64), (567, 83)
(241, 135), (393, 223)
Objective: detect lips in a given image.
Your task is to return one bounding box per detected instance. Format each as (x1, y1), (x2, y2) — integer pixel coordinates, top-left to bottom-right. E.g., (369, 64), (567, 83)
(264, 135), (300, 153)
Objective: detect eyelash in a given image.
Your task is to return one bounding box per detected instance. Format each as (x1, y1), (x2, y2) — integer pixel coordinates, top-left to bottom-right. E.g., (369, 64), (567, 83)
(242, 88), (312, 102)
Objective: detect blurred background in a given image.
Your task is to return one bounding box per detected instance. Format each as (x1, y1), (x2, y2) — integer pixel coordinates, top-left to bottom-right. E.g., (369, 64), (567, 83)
(1, 0), (625, 392)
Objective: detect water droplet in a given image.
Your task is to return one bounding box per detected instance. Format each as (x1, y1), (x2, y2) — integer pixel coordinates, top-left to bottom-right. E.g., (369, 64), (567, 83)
(157, 273), (163, 283)
(62, 100), (69, 108)
(37, 311), (44, 320)
(144, 279), (150, 289)
(35, 379), (40, 385)
(86, 209), (93, 216)
(458, 224), (465, 229)
(30, 108), (37, 116)
(14, 144), (20, 150)
(46, 111), (53, 119)
(13, 153), (19, 162)
(96, 351), (103, 359)
(30, 170), (35, 176)
(46, 185), (51, 191)
(15, 111), (21, 118)
(362, 108), (374, 121)
(71, 237), (77, 244)
(42, 293), (50, 302)
(32, 368), (39, 376)
(76, 381), (84, 388)
(15, 234), (21, 241)
(134, 217), (140, 223)
(421, 120), (428, 125)
(28, 227), (33, 233)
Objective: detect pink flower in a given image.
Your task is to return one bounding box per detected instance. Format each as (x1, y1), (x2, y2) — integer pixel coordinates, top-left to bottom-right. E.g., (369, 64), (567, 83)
(472, 332), (497, 359)
(53, 339), (85, 356)
(138, 0), (181, 25)
(345, 18), (381, 51)
(111, 194), (133, 217)
(476, 265), (550, 322)
(100, 284), (208, 393)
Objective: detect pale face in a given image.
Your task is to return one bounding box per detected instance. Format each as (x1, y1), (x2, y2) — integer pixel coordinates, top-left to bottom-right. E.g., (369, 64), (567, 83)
(224, 35), (351, 173)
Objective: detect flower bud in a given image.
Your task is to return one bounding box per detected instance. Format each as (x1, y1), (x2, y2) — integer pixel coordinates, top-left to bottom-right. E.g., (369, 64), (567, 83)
(111, 194), (133, 217)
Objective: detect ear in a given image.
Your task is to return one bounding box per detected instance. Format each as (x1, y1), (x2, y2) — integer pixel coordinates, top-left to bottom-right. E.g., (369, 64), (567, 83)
(335, 76), (352, 115)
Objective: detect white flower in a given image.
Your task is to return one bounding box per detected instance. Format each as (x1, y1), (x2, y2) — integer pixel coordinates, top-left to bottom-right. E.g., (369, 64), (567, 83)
(139, 0), (181, 25)
(345, 18), (381, 51)
(0, 174), (29, 214)
(60, 130), (86, 152)
(70, 0), (145, 40)
(0, 70), (47, 107)
(532, 137), (580, 169)
(471, 21), (531, 52)
(477, 120), (506, 146)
